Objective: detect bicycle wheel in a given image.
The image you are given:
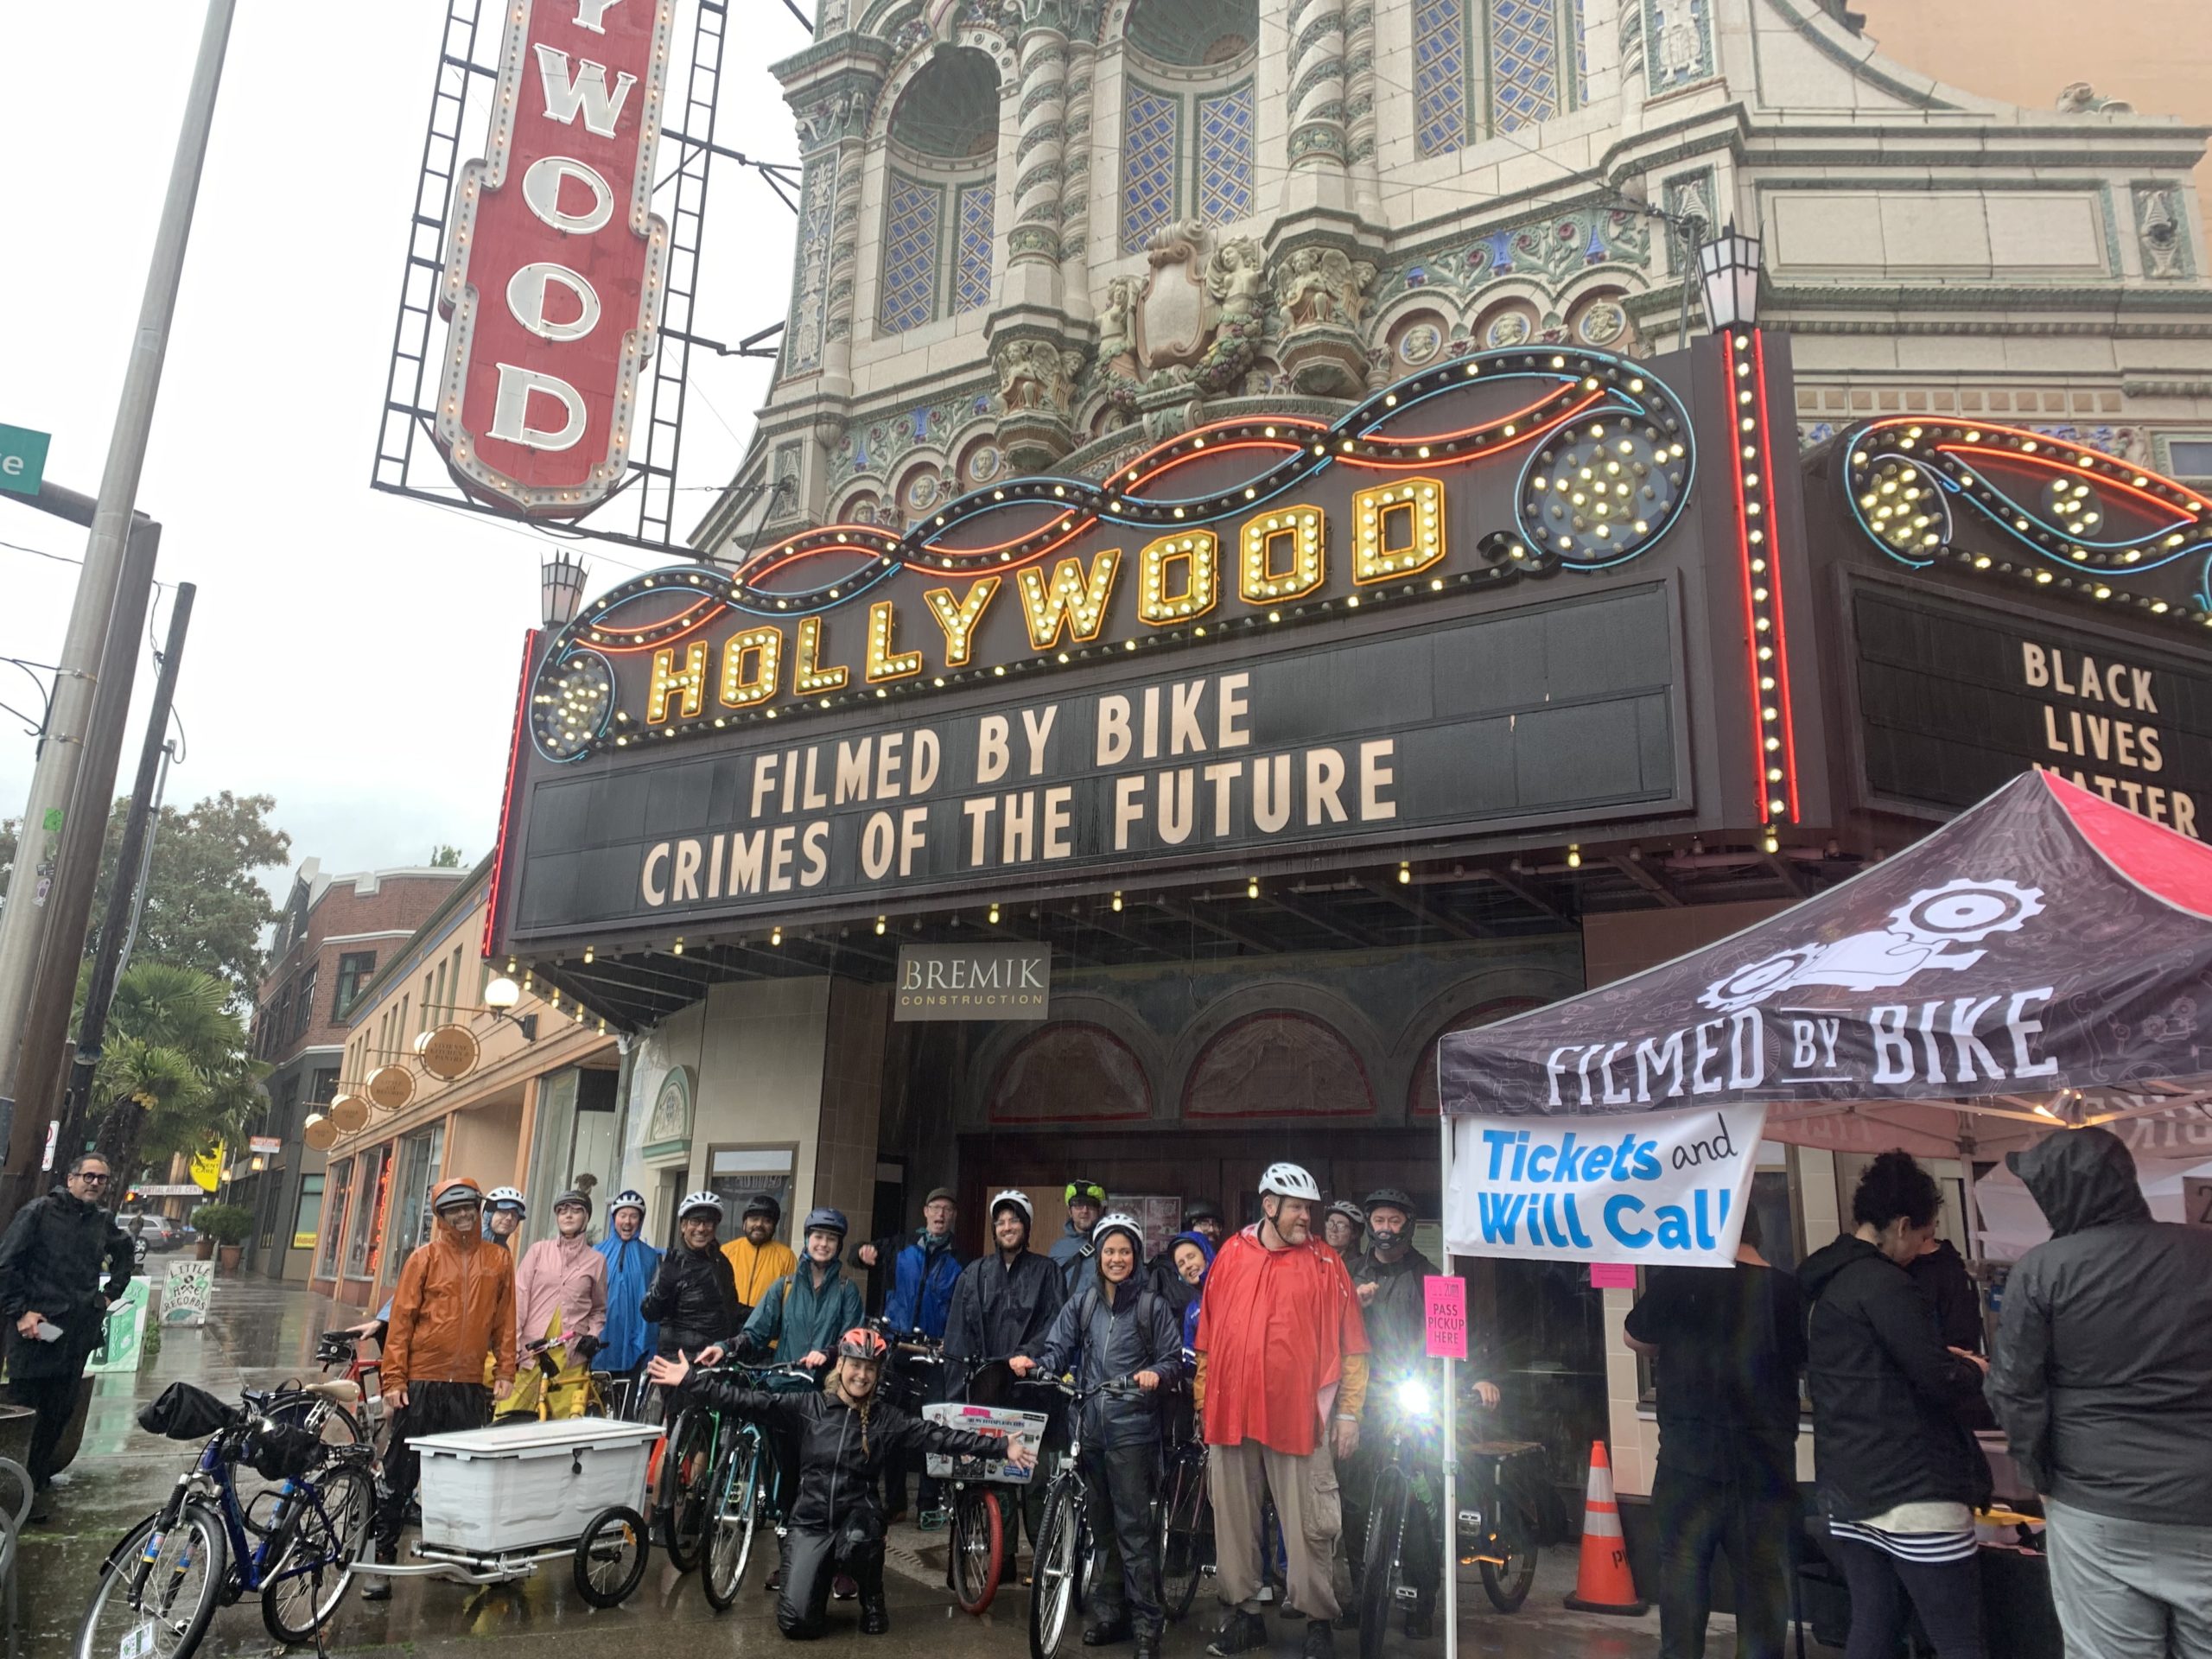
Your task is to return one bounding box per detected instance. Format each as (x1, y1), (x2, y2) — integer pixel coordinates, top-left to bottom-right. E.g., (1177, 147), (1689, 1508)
(658, 1409), (715, 1572)
(1157, 1450), (1211, 1619)
(949, 1484), (1007, 1614)
(575, 1505), (651, 1608)
(1357, 1466), (1410, 1659)
(1478, 1491), (1540, 1613)
(702, 1437), (761, 1611)
(76, 1502), (230, 1659)
(1028, 1480), (1083, 1659)
(260, 1463), (374, 1643)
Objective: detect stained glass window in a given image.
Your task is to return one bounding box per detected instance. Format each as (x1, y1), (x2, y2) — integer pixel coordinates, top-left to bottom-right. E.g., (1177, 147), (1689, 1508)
(1414, 0), (1469, 157)
(954, 183), (995, 313)
(1122, 85), (1179, 252)
(1489, 0), (1560, 132)
(879, 175), (942, 335)
(1195, 84), (1255, 224)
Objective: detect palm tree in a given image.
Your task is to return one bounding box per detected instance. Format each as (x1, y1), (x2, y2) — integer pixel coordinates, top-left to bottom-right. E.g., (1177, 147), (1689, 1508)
(83, 963), (263, 1190)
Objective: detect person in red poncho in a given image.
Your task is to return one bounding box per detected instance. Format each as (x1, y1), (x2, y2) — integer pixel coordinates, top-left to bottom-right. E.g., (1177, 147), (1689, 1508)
(1194, 1162), (1370, 1659)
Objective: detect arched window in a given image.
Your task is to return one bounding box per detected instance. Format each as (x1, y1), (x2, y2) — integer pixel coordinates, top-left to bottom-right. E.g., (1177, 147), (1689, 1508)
(878, 48), (1001, 336)
(1120, 0), (1257, 251)
(1414, 0), (1586, 159)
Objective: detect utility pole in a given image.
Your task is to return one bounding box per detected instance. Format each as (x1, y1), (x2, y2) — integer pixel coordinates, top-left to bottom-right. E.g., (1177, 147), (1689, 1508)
(0, 0), (236, 1201)
(55, 585), (194, 1165)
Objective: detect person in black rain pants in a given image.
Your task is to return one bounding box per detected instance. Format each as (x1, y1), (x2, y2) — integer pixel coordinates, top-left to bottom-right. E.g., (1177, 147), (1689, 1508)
(652, 1325), (1033, 1637)
(1013, 1212), (1184, 1659)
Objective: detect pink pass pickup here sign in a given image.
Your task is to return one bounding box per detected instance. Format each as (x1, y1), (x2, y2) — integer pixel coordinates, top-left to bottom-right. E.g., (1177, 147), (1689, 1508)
(1423, 1275), (1467, 1360)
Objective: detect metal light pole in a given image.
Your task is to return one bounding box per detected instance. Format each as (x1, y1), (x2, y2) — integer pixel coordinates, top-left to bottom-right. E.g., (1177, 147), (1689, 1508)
(0, 0), (237, 1186)
(55, 585), (195, 1164)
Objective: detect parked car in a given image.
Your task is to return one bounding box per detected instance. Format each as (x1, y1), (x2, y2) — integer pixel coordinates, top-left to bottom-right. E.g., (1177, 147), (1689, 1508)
(121, 1212), (186, 1253)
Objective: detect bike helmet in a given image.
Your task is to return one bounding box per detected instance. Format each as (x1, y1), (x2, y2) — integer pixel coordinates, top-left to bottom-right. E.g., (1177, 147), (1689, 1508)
(485, 1185), (527, 1216)
(431, 1176), (484, 1213)
(1258, 1162), (1321, 1201)
(1363, 1187), (1415, 1217)
(1091, 1212), (1146, 1255)
(553, 1188), (593, 1216)
(677, 1190), (724, 1222)
(836, 1326), (889, 1363)
(1184, 1198), (1225, 1225)
(1327, 1199), (1368, 1230)
(1065, 1179), (1107, 1206)
(609, 1189), (646, 1217)
(990, 1189), (1033, 1225)
(742, 1192), (782, 1222)
(802, 1205), (849, 1237)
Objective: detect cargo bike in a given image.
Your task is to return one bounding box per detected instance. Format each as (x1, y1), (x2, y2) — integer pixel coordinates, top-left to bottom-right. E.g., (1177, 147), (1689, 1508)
(350, 1416), (662, 1608)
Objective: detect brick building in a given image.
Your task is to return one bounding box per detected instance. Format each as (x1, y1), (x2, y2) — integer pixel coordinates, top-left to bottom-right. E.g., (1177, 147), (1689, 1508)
(243, 860), (468, 1279)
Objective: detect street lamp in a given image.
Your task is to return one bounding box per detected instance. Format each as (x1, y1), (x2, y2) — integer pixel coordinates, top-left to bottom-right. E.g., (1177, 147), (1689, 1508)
(541, 550), (590, 628)
(1696, 222), (1763, 331)
(483, 974), (538, 1042)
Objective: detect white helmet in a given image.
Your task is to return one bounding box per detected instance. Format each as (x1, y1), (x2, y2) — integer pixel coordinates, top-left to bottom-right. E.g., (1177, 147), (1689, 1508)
(990, 1189), (1033, 1225)
(485, 1185), (527, 1215)
(1091, 1211), (1146, 1253)
(1258, 1162), (1321, 1201)
(677, 1190), (724, 1222)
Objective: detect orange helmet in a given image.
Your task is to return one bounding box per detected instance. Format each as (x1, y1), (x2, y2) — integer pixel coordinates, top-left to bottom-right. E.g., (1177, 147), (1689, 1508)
(431, 1176), (485, 1213)
(836, 1326), (888, 1363)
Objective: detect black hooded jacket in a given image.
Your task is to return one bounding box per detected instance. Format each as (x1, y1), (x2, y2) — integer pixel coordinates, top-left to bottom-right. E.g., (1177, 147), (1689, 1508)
(683, 1377), (1006, 1529)
(1801, 1232), (1992, 1522)
(944, 1243), (1065, 1366)
(1988, 1128), (2212, 1525)
(640, 1240), (743, 1358)
(0, 1186), (133, 1379)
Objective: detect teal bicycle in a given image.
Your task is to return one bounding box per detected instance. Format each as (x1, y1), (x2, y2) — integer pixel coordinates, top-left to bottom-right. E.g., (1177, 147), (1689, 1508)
(658, 1361), (814, 1610)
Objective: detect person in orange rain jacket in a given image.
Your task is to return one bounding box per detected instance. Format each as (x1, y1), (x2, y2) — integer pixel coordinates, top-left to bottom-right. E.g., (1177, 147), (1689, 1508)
(365, 1176), (516, 1596)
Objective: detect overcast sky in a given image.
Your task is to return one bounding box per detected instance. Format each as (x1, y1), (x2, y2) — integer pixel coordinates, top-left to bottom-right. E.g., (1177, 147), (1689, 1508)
(0, 2), (800, 881)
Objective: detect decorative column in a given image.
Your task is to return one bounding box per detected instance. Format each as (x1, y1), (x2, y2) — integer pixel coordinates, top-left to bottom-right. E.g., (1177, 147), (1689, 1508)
(1057, 18), (1097, 322)
(1343, 0), (1381, 224)
(1003, 6), (1071, 311)
(1283, 0), (1351, 213)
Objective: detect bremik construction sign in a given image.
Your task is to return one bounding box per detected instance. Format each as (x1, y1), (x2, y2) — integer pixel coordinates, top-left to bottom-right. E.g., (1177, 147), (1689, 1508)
(435, 0), (674, 516)
(893, 944), (1051, 1021)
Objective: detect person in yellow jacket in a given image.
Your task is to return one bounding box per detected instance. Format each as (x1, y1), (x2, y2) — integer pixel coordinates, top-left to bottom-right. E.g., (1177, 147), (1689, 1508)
(722, 1192), (797, 1316)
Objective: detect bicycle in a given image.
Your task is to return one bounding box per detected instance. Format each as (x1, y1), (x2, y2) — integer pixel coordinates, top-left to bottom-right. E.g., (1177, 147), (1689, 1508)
(1156, 1410), (1211, 1619)
(655, 1358), (816, 1597)
(1028, 1373), (1149, 1659)
(76, 1384), (376, 1659)
(1455, 1427), (1542, 1614)
(908, 1348), (1051, 1617)
(494, 1335), (615, 1422)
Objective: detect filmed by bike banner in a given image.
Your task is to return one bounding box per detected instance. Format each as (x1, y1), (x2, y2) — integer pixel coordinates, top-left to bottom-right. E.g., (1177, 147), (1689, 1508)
(1444, 1104), (1767, 1269)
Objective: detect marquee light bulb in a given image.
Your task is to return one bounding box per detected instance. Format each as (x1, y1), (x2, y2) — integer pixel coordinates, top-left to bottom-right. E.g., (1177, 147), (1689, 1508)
(1111, 892), (1123, 912)
(1398, 862), (1412, 884)
(1247, 878), (1260, 899)
(988, 904), (1001, 925)
(771, 925), (783, 946)
(1567, 846), (1582, 869)
(875, 916), (887, 935)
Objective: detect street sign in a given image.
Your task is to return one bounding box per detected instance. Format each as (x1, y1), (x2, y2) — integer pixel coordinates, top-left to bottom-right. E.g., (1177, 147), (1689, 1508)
(0, 424), (48, 497)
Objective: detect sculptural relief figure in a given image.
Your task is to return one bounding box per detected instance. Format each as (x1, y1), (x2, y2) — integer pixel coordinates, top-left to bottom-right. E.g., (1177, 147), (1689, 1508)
(2057, 82), (2133, 114)
(1208, 238), (1268, 329)
(2139, 189), (2183, 279)
(1096, 276), (1140, 376)
(995, 339), (1083, 413)
(1274, 246), (1376, 333)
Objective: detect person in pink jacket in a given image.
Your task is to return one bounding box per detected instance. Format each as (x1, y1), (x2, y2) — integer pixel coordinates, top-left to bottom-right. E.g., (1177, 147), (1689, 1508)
(499, 1188), (609, 1420)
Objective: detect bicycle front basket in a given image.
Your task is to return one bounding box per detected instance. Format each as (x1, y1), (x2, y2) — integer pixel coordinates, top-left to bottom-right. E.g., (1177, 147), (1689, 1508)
(138, 1381), (237, 1442)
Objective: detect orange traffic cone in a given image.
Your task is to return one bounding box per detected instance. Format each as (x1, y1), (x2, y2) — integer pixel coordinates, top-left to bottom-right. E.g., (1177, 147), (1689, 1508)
(1562, 1440), (1649, 1616)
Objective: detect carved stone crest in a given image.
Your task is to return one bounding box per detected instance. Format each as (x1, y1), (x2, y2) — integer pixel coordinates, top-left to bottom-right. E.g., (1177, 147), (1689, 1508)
(1135, 218), (1216, 371)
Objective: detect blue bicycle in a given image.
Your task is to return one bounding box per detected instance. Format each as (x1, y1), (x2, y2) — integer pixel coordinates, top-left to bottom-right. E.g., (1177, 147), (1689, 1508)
(75, 1382), (376, 1659)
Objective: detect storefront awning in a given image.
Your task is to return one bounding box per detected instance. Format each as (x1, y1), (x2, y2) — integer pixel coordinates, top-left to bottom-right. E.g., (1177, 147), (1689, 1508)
(1437, 769), (2212, 1130)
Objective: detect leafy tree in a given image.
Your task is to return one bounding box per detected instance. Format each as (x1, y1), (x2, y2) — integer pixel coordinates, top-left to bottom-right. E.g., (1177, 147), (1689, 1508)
(91, 792), (290, 996)
(429, 843), (465, 868)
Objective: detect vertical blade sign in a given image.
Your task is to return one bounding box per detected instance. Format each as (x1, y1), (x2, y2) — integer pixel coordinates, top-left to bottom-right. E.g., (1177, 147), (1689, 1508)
(435, 0), (675, 518)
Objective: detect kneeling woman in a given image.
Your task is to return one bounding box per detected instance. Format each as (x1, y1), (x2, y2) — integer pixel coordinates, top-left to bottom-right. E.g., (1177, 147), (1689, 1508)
(1013, 1213), (1184, 1659)
(650, 1327), (1033, 1638)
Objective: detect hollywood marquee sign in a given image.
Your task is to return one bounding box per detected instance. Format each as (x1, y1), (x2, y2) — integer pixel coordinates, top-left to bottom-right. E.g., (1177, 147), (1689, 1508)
(488, 341), (1816, 946)
(435, 0), (674, 516)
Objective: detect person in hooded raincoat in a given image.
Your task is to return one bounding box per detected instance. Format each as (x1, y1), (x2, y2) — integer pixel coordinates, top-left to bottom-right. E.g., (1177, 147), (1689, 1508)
(595, 1188), (662, 1383)
(1989, 1127), (2212, 1657)
(501, 1189), (608, 1419)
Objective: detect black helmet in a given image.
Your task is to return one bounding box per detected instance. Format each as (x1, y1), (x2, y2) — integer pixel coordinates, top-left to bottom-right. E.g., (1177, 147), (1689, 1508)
(554, 1188), (593, 1217)
(1363, 1187), (1416, 1216)
(742, 1193), (782, 1223)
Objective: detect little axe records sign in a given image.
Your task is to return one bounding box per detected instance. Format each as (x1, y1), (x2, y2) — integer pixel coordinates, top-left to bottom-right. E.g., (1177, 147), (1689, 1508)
(894, 944), (1051, 1021)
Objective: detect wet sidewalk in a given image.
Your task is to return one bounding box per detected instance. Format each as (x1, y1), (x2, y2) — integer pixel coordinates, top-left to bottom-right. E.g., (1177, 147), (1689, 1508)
(21, 1276), (1815, 1656)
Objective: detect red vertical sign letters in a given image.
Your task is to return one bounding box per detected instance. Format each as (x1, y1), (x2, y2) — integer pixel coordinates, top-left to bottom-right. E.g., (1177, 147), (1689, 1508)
(436, 0), (674, 517)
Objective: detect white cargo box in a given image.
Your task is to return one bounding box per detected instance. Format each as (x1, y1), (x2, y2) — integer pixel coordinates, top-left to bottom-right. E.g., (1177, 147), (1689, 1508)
(414, 1418), (662, 1553)
(923, 1402), (1046, 1484)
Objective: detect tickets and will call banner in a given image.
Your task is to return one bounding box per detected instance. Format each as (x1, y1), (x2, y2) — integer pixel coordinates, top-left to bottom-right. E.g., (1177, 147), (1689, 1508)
(1444, 1104), (1768, 1268)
